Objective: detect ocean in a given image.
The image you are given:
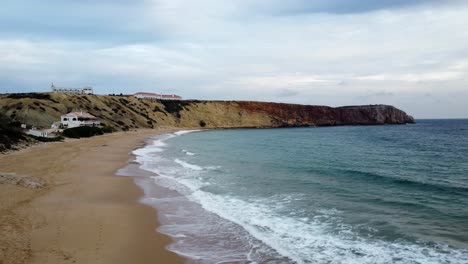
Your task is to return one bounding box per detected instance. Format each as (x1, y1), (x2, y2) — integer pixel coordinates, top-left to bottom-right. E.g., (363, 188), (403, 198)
(123, 119), (468, 264)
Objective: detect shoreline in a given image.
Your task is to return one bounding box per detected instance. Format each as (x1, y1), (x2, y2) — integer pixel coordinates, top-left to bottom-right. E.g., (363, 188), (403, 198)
(128, 129), (292, 263)
(0, 129), (185, 264)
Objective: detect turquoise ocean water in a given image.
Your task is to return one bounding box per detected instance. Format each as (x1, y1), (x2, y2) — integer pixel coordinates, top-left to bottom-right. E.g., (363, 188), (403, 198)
(129, 119), (468, 263)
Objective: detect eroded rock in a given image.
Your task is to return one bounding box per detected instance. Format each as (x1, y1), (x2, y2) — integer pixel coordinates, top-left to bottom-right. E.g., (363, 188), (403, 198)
(0, 173), (45, 189)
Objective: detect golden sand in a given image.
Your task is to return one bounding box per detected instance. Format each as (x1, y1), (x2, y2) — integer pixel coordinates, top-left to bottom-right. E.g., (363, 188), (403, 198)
(0, 129), (185, 264)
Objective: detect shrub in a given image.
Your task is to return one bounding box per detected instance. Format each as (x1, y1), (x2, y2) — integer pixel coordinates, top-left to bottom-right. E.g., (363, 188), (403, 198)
(7, 93), (51, 100)
(62, 126), (104, 139)
(8, 121), (22, 128)
(119, 98), (130, 105)
(28, 135), (64, 142)
(0, 115), (27, 151)
(159, 100), (191, 118)
(101, 126), (115, 133)
(153, 105), (167, 116)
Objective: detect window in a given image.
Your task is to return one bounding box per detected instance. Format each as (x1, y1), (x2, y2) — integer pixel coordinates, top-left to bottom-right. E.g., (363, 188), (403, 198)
(72, 118), (77, 121)
(63, 118), (68, 121)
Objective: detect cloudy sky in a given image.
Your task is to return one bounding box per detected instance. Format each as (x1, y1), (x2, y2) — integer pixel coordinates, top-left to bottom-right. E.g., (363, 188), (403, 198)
(1, 0), (468, 118)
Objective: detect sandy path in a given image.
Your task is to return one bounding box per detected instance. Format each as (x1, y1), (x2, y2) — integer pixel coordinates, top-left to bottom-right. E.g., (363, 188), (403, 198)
(0, 129), (185, 264)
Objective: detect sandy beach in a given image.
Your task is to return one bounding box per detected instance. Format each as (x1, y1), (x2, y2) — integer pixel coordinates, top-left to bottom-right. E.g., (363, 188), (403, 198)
(0, 129), (185, 264)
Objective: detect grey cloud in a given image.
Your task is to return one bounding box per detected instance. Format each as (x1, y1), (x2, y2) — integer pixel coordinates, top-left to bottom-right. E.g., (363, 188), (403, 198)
(253, 0), (465, 15)
(354, 91), (395, 102)
(373, 91), (395, 97)
(277, 88), (300, 97)
(0, 0), (153, 44)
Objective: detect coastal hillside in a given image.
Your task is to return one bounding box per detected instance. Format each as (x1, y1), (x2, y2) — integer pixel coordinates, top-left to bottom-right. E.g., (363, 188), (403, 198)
(0, 93), (414, 131)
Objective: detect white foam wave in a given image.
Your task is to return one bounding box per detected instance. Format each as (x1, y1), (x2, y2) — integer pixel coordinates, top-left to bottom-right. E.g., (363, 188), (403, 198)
(174, 130), (202, 136)
(182, 149), (196, 156)
(174, 158), (222, 173)
(132, 142), (164, 155)
(152, 174), (205, 196)
(175, 158), (204, 171)
(148, 171), (468, 264)
(201, 194), (468, 263)
(133, 136), (173, 156)
(205, 166), (223, 171)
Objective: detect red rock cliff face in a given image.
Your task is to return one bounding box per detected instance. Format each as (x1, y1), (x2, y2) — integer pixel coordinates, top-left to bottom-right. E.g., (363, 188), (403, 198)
(335, 105), (415, 125)
(232, 101), (414, 127)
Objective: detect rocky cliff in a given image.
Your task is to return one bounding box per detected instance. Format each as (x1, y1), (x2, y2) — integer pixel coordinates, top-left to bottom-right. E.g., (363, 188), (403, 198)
(0, 93), (414, 131)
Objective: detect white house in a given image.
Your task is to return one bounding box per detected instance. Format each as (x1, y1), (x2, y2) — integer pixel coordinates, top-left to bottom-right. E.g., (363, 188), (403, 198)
(133, 92), (182, 100)
(52, 112), (100, 129)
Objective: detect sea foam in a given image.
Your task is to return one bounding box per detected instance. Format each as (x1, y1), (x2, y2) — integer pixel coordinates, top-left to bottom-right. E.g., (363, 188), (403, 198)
(174, 159), (204, 171)
(174, 130), (202, 136)
(182, 149), (196, 156)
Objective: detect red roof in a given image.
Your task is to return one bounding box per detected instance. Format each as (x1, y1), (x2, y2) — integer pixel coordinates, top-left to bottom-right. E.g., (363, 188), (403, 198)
(134, 92), (182, 99)
(134, 92), (161, 96)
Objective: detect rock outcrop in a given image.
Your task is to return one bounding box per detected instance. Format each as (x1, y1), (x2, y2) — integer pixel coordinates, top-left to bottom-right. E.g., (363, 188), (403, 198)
(0, 173), (45, 188)
(0, 93), (414, 131)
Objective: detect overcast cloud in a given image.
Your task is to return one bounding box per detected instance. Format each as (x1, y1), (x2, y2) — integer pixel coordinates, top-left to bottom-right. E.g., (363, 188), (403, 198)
(1, 0), (468, 118)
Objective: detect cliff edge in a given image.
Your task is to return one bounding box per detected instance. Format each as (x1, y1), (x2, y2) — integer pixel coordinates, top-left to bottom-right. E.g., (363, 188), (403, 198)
(0, 93), (414, 131)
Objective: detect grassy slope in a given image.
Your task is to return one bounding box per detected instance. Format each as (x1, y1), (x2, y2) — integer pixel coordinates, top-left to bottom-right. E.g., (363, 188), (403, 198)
(0, 93), (274, 130)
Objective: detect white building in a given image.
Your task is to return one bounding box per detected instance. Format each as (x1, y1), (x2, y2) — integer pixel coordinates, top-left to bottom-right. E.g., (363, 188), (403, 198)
(25, 128), (49, 138)
(51, 83), (93, 95)
(133, 92), (182, 100)
(52, 112), (100, 129)
(25, 128), (58, 138)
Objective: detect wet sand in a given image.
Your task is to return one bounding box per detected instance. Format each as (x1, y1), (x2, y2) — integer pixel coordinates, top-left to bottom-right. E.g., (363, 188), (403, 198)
(0, 129), (185, 264)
